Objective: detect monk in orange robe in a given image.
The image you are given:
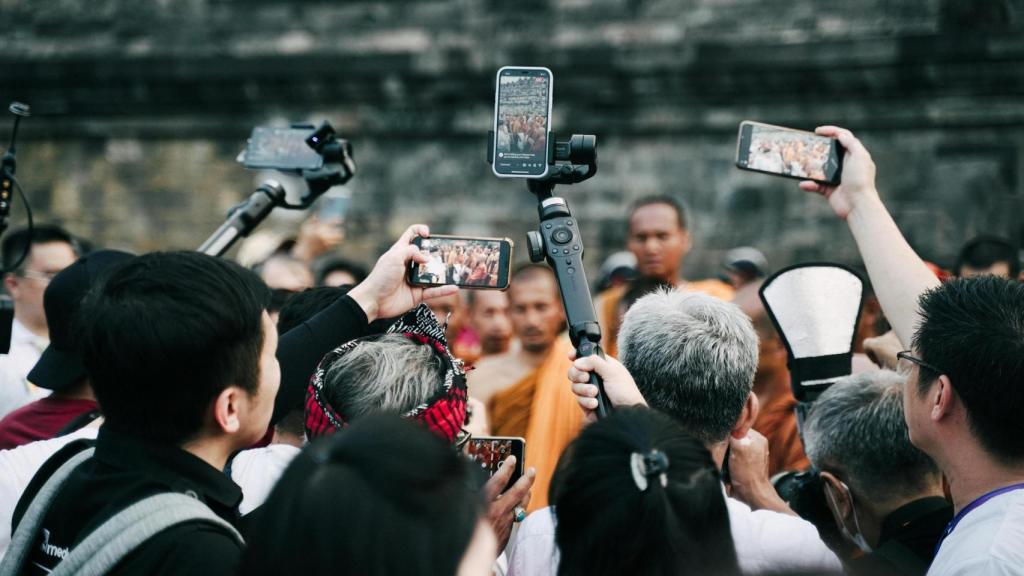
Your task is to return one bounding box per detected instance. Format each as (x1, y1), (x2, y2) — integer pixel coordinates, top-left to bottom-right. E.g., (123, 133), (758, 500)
(733, 282), (810, 475)
(594, 197), (733, 357)
(469, 265), (583, 511)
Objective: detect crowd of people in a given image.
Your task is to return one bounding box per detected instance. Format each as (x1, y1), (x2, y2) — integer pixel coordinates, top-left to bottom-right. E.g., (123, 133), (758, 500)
(748, 126), (833, 181)
(0, 125), (1021, 576)
(495, 75), (549, 156)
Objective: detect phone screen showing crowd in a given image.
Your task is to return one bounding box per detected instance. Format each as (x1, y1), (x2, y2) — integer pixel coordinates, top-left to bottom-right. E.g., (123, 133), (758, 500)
(412, 237), (507, 289)
(494, 67), (551, 177)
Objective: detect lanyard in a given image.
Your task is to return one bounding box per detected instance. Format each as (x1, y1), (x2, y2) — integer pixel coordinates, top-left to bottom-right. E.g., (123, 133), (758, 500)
(934, 482), (1024, 556)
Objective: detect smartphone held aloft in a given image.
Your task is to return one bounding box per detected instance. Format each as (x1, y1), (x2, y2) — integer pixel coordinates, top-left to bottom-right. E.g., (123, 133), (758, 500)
(407, 235), (514, 291)
(492, 66), (554, 179)
(735, 121), (843, 186)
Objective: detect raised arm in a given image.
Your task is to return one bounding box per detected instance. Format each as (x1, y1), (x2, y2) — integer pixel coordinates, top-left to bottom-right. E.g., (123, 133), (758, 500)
(273, 224), (457, 424)
(799, 126), (940, 347)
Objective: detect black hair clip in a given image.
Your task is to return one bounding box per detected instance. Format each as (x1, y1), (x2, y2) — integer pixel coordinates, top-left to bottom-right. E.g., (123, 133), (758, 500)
(630, 449), (670, 491)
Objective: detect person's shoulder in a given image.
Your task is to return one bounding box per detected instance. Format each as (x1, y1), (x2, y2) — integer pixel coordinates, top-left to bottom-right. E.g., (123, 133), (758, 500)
(933, 490), (1024, 576)
(990, 492), (1024, 563)
(117, 522), (242, 575)
(469, 352), (519, 377)
(0, 428), (97, 479)
(518, 506), (556, 537)
(726, 496), (842, 573)
(686, 279), (735, 301)
(506, 507), (559, 576)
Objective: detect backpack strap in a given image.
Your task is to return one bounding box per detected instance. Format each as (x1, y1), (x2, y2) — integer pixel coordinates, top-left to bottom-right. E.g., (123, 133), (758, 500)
(49, 493), (243, 576)
(0, 447), (95, 576)
(54, 409), (102, 437)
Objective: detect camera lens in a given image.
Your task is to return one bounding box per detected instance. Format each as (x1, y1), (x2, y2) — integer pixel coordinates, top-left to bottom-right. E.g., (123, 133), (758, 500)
(551, 227), (573, 245)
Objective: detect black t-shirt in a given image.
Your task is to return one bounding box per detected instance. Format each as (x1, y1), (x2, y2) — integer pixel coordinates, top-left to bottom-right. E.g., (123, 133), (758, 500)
(846, 496), (953, 576)
(11, 294), (370, 575)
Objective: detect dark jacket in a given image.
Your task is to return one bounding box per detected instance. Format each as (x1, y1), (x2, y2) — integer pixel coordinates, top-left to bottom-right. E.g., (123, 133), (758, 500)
(11, 295), (369, 575)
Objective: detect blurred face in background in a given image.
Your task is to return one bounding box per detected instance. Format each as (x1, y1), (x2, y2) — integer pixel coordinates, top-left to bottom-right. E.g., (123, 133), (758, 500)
(4, 241), (78, 334)
(627, 203), (690, 283)
(508, 273), (565, 354)
(467, 290), (513, 356)
(427, 292), (465, 344)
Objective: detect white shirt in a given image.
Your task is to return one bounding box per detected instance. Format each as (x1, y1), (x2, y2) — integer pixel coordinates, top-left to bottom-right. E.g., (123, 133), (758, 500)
(927, 488), (1024, 576)
(0, 428), (300, 558)
(230, 443), (300, 515)
(0, 320), (49, 418)
(0, 427), (98, 559)
(507, 494), (842, 576)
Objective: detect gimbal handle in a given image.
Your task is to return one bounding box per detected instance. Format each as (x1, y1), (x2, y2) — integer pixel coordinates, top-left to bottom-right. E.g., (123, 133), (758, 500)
(488, 129), (611, 418)
(198, 180), (287, 257)
(529, 196), (611, 419)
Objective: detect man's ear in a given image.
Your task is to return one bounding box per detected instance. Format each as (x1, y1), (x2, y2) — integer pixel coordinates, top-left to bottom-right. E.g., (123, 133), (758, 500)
(931, 375), (956, 422)
(820, 470), (853, 524)
(730, 391), (759, 439)
(3, 274), (19, 296)
(212, 386), (243, 435)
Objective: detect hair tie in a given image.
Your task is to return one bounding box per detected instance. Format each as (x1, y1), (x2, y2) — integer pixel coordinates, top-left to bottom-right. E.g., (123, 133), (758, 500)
(630, 449), (670, 491)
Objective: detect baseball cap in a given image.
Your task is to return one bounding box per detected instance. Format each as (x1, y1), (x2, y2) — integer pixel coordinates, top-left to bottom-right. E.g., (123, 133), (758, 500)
(28, 250), (135, 391)
(723, 247), (768, 279)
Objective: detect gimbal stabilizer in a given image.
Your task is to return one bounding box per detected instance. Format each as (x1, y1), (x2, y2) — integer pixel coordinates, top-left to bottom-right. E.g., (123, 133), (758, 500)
(199, 122), (356, 257)
(489, 132), (611, 418)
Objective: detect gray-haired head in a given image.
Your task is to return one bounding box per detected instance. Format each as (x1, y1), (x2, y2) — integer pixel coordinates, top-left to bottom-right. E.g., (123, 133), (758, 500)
(323, 334), (445, 421)
(618, 288), (759, 444)
(803, 370), (941, 501)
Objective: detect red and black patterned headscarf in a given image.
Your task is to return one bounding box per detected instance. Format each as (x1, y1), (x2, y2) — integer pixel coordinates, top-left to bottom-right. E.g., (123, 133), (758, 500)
(304, 304), (468, 443)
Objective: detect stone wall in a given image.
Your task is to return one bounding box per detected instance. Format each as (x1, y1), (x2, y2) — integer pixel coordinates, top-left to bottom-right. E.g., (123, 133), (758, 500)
(1, 0), (1022, 277)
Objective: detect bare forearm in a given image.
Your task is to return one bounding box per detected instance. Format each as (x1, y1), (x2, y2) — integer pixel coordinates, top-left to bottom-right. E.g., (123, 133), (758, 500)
(846, 194), (940, 348)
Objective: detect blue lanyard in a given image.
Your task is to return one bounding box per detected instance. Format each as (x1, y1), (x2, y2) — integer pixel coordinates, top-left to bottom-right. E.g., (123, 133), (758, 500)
(934, 482), (1024, 556)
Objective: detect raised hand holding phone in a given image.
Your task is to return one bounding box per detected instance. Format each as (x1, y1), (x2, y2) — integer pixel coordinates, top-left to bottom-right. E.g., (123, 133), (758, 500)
(407, 235), (513, 290)
(736, 121), (843, 186)
(348, 224), (458, 322)
(796, 126), (878, 220)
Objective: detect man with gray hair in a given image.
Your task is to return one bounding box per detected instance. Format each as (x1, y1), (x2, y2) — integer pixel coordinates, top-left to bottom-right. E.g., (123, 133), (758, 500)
(803, 370), (952, 576)
(508, 289), (842, 576)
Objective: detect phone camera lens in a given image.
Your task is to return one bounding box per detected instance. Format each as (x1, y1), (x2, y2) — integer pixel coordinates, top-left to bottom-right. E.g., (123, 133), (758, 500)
(551, 227), (573, 245)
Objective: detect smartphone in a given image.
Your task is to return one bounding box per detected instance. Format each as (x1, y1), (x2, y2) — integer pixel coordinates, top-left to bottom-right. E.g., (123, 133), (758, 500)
(735, 121), (843, 186)
(408, 235), (513, 290)
(466, 436), (525, 492)
(242, 127), (324, 171)
(492, 66), (553, 179)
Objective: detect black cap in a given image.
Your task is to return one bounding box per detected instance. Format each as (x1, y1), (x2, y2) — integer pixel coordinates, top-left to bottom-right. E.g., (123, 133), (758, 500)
(28, 250), (134, 391)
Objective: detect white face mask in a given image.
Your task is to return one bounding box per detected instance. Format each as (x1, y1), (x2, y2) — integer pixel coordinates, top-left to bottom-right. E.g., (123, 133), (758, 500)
(824, 479), (873, 554)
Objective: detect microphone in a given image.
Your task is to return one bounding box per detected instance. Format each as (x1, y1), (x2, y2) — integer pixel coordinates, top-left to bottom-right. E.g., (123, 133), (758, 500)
(1, 102), (31, 234)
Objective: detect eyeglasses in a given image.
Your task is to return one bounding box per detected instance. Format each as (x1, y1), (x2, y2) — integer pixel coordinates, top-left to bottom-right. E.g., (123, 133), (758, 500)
(896, 350), (944, 376)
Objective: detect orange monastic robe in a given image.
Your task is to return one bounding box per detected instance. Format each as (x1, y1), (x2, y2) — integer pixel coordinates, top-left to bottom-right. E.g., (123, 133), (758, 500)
(488, 336), (582, 512)
(753, 390), (810, 476)
(598, 279), (735, 357)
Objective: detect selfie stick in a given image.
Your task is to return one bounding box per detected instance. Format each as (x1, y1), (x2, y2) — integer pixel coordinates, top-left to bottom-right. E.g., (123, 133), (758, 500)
(199, 122), (356, 257)
(489, 131), (611, 418)
(198, 180), (287, 256)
